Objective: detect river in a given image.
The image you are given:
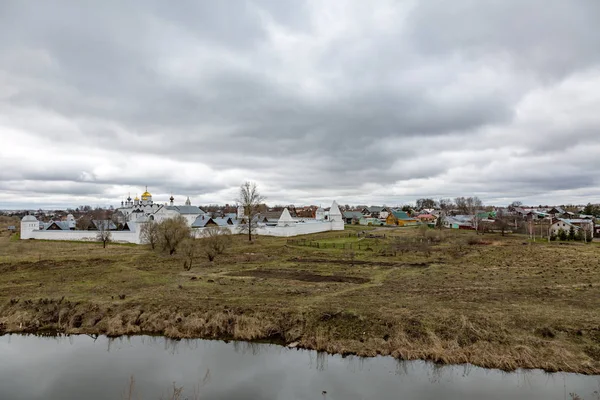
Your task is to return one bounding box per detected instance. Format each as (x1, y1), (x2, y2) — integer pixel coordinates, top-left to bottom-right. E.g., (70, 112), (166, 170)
(0, 334), (598, 399)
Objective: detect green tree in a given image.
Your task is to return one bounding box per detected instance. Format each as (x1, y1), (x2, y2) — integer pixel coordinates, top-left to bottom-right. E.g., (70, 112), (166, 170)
(558, 228), (567, 241)
(568, 226), (576, 241)
(582, 203), (600, 217)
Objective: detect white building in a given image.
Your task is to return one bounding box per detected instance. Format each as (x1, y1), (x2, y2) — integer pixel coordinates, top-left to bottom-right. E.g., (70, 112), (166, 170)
(116, 188), (205, 224)
(20, 186), (344, 244)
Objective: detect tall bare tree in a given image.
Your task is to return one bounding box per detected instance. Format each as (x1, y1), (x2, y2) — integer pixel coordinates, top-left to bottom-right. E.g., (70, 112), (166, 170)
(95, 220), (112, 248)
(236, 181), (265, 241)
(140, 220), (160, 250)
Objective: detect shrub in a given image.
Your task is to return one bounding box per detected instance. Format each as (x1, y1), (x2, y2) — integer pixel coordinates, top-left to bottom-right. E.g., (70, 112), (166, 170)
(467, 236), (483, 245)
(557, 229), (567, 241)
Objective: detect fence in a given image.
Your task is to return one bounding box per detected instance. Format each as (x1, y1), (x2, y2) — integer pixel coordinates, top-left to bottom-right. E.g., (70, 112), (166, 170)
(286, 232), (385, 251)
(286, 239), (379, 250)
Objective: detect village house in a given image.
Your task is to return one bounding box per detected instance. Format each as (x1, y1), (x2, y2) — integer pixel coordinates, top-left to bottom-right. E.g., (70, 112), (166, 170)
(385, 210), (418, 226)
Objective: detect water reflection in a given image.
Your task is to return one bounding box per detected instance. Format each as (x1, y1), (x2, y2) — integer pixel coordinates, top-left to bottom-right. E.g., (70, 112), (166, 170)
(0, 334), (599, 400)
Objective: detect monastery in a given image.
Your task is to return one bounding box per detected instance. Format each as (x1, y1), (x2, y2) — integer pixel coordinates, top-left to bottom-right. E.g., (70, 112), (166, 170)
(20, 187), (344, 244)
(115, 187), (205, 226)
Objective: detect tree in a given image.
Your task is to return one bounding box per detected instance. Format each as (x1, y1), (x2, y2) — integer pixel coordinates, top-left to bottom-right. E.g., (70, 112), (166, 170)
(493, 209), (510, 236)
(76, 215), (92, 230)
(558, 228), (567, 241)
(455, 196), (484, 233)
(508, 201), (523, 211)
(180, 236), (201, 270)
(568, 226), (576, 241)
(236, 181), (265, 241)
(200, 226), (232, 261)
(140, 220), (160, 250)
(416, 198), (437, 210)
(157, 215), (191, 255)
(401, 205), (412, 213)
(582, 203), (600, 217)
(436, 198), (453, 230)
(95, 220), (112, 248)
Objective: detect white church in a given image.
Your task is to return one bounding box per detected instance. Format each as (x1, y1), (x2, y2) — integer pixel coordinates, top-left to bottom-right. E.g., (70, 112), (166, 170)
(20, 187), (344, 244)
(115, 187), (206, 226)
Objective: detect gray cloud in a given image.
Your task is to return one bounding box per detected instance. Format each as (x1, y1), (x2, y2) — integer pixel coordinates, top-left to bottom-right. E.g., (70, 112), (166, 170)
(1, 0), (600, 208)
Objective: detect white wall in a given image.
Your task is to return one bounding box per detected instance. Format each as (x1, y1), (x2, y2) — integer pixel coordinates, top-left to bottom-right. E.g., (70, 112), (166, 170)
(24, 230), (142, 244)
(192, 220), (344, 238)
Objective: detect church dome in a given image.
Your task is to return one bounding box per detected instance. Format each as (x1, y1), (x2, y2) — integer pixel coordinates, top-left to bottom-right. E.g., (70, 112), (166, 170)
(141, 191), (152, 201)
(22, 215), (38, 222)
(134, 195), (140, 201)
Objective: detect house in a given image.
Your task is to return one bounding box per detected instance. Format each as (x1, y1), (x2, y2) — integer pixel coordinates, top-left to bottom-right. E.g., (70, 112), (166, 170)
(547, 207), (566, 217)
(342, 211), (363, 224)
(550, 219), (580, 236)
(191, 215), (217, 228)
(445, 215), (475, 230)
(213, 217), (235, 227)
(415, 213), (436, 223)
(360, 206), (390, 219)
(386, 210), (418, 226)
(91, 220), (117, 231)
(359, 217), (385, 226)
(44, 221), (72, 231)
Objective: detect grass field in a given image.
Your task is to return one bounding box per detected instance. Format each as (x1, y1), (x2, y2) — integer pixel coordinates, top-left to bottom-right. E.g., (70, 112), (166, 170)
(0, 225), (599, 374)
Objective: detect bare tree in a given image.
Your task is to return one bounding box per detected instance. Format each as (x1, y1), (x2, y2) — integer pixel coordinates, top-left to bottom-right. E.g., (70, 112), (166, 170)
(455, 196), (483, 234)
(180, 236), (201, 270)
(201, 226), (232, 259)
(140, 220), (160, 250)
(436, 198), (453, 229)
(95, 220), (112, 248)
(157, 215), (191, 255)
(493, 209), (510, 236)
(76, 215), (92, 230)
(416, 198), (437, 210)
(236, 181), (265, 241)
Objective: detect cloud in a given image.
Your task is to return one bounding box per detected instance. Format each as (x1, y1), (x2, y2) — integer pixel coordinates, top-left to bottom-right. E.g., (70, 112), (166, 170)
(1, 0), (600, 209)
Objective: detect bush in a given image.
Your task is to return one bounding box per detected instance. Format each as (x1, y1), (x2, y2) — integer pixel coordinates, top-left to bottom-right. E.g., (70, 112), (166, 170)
(467, 236), (483, 245)
(157, 215), (192, 255)
(557, 229), (567, 241)
(550, 233), (557, 241)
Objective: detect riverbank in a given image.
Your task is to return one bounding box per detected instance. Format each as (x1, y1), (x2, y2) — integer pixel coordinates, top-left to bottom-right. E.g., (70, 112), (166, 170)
(1, 227), (599, 374)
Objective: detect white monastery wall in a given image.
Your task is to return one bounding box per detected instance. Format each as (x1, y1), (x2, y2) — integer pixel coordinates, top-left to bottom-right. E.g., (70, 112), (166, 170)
(24, 230), (141, 244)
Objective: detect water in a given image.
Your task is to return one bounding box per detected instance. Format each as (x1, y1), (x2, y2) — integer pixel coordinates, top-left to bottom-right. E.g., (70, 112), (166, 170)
(0, 335), (598, 400)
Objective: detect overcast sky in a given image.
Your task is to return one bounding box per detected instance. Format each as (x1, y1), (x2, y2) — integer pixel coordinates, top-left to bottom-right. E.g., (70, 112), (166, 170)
(1, 0), (600, 209)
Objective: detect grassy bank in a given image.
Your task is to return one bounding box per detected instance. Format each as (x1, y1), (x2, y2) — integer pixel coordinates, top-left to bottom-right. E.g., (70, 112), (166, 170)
(1, 226), (599, 374)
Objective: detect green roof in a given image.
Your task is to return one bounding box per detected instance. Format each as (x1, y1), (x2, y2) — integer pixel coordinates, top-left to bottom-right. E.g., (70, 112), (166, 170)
(392, 210), (411, 220)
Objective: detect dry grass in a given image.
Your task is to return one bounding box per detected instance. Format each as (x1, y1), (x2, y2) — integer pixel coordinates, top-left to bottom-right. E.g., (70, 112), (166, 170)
(1, 226), (599, 374)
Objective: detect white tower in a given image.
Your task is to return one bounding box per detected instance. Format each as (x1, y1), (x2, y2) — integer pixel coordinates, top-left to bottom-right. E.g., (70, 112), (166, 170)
(277, 208), (295, 227)
(237, 205), (245, 219)
(329, 201), (344, 231)
(66, 214), (76, 229)
(20, 215), (39, 239)
(315, 206), (325, 221)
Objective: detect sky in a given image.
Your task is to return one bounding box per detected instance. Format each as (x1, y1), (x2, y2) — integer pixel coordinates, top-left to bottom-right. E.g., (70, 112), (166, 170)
(1, 0), (600, 209)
